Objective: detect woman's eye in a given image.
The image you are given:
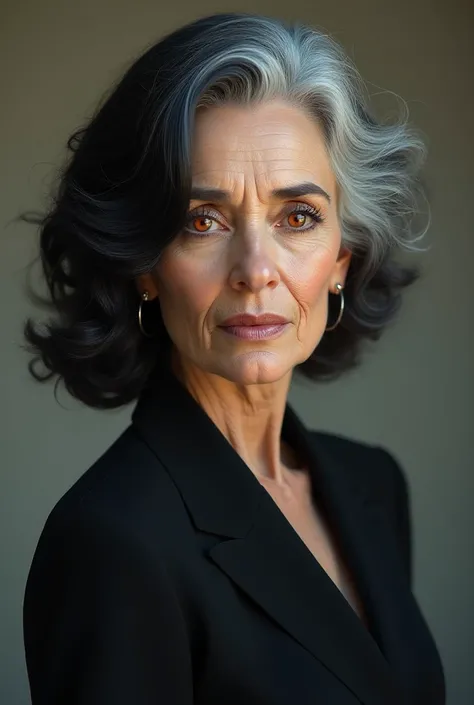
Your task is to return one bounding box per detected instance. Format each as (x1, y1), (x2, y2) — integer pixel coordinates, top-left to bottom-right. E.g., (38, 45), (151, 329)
(287, 212), (309, 228)
(185, 209), (225, 236)
(185, 204), (324, 236)
(191, 216), (215, 233)
(280, 206), (324, 231)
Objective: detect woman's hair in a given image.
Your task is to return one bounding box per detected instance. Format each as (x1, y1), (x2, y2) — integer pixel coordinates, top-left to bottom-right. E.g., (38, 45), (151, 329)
(23, 12), (428, 409)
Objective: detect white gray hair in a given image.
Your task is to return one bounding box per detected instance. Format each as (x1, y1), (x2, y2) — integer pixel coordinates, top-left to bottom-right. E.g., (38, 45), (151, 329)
(22, 13), (429, 407)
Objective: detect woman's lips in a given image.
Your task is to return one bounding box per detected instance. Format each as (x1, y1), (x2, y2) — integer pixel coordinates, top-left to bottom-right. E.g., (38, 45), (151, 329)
(218, 323), (289, 340)
(219, 313), (289, 326)
(218, 313), (290, 340)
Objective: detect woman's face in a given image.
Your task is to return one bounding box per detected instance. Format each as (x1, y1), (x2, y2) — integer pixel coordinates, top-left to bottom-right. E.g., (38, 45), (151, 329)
(141, 99), (351, 385)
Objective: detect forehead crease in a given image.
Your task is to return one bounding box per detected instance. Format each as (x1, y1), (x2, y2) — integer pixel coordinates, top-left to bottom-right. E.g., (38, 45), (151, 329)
(193, 140), (326, 172)
(193, 140), (309, 158)
(192, 145), (331, 194)
(191, 163), (325, 191)
(193, 147), (322, 169)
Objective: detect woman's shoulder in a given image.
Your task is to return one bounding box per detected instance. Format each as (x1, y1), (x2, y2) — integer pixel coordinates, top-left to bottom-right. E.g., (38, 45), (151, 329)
(310, 428), (410, 512)
(38, 426), (191, 557)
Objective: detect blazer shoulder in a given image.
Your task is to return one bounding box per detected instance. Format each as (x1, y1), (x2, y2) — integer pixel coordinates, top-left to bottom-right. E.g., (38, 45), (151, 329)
(40, 425), (189, 554)
(311, 429), (410, 514)
(312, 429), (413, 582)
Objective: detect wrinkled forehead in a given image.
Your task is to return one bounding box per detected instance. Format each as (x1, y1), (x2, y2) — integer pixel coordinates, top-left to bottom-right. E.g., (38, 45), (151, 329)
(190, 100), (336, 199)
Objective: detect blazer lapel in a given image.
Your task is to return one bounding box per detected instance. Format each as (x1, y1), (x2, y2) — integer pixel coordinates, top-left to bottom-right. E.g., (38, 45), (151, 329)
(132, 364), (404, 705)
(306, 429), (445, 704)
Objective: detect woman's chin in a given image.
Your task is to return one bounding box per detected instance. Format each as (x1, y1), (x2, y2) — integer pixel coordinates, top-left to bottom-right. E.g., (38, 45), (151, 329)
(211, 351), (295, 386)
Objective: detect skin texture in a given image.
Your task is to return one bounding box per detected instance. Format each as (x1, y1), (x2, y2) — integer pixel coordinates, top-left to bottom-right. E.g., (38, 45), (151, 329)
(139, 99), (352, 488)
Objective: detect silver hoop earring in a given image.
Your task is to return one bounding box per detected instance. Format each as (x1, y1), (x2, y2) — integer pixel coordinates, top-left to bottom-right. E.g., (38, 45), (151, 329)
(325, 283), (344, 332)
(138, 291), (154, 338)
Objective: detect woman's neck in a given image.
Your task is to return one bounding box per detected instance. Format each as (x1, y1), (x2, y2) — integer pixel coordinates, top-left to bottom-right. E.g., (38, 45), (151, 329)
(171, 349), (295, 483)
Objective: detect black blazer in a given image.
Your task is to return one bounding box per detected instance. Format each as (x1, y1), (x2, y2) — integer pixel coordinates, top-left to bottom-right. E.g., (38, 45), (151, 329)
(23, 363), (445, 705)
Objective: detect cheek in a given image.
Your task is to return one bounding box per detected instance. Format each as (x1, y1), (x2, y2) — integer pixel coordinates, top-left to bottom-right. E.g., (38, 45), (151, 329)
(287, 242), (337, 312)
(154, 250), (219, 321)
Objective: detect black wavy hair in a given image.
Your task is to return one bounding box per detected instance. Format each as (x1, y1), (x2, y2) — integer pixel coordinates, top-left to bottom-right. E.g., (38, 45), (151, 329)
(22, 13), (425, 409)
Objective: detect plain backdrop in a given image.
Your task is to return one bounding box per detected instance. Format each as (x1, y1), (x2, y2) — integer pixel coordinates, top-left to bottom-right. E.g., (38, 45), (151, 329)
(1, 1), (473, 703)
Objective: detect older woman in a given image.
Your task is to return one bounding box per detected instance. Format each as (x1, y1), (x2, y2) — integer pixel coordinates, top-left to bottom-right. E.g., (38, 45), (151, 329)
(22, 12), (445, 705)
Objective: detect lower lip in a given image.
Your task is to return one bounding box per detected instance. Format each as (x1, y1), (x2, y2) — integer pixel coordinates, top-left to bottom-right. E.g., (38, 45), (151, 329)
(219, 323), (289, 340)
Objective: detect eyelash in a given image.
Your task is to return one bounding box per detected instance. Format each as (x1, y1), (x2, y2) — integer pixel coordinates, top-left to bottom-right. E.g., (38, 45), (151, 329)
(184, 203), (325, 237)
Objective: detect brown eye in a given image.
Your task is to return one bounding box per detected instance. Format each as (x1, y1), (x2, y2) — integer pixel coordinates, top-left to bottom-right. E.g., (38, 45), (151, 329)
(193, 216), (213, 233)
(287, 212), (308, 228)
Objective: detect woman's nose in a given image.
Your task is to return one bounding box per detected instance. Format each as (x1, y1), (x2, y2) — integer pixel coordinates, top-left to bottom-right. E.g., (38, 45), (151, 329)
(228, 231), (281, 293)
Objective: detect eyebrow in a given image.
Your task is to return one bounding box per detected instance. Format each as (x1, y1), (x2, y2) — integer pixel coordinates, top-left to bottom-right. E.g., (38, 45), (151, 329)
(190, 181), (331, 204)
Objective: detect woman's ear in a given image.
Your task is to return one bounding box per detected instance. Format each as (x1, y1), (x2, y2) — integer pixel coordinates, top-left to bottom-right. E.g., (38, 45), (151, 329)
(136, 273), (159, 300)
(334, 246), (352, 287)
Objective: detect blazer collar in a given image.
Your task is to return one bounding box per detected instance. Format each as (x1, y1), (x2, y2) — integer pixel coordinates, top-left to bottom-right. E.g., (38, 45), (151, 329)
(132, 357), (263, 538)
(132, 359), (405, 705)
(132, 355), (367, 537)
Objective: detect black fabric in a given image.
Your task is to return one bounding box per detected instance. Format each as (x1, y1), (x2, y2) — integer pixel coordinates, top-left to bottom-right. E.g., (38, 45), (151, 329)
(23, 362), (445, 704)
